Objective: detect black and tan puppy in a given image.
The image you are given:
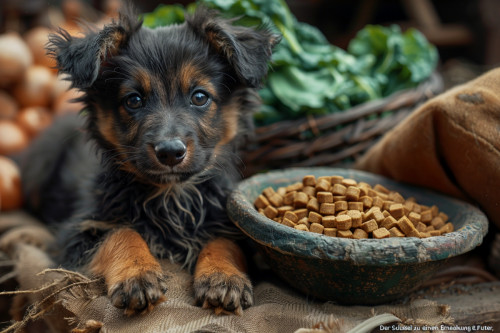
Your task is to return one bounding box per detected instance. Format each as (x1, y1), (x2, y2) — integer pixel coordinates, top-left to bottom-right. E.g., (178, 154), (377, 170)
(21, 5), (279, 316)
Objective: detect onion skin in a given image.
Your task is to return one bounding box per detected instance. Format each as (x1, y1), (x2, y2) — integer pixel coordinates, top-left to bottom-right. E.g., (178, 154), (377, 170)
(0, 120), (29, 155)
(0, 156), (23, 211)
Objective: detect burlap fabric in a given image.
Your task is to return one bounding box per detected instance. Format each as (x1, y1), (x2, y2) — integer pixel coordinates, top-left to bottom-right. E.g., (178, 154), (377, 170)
(355, 67), (500, 229)
(0, 212), (452, 333)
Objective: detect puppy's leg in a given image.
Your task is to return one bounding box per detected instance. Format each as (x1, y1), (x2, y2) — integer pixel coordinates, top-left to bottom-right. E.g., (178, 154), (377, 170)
(89, 228), (167, 316)
(193, 238), (253, 315)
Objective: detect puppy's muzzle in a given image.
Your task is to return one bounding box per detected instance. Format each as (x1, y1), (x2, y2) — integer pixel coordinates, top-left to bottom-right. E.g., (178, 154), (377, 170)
(154, 139), (187, 166)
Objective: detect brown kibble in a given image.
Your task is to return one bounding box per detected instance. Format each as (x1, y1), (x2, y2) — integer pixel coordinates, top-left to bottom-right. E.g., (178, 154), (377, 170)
(336, 215), (352, 231)
(389, 191), (405, 203)
(302, 186), (316, 198)
(254, 194), (270, 209)
(372, 196), (384, 208)
(332, 195), (347, 202)
(277, 205), (294, 216)
(429, 230), (441, 236)
(282, 217), (296, 228)
(320, 203), (336, 215)
(322, 215), (336, 228)
(277, 187), (287, 197)
(373, 227), (390, 239)
(291, 209), (306, 220)
(268, 193), (283, 207)
(294, 224), (309, 232)
(408, 212), (421, 225)
(297, 217), (310, 228)
(317, 191), (333, 203)
(283, 211), (299, 223)
(330, 175), (343, 185)
(431, 216), (445, 229)
(317, 176), (332, 185)
(360, 196), (373, 209)
(348, 202), (363, 211)
(334, 201), (348, 212)
(361, 219), (378, 233)
(439, 212), (449, 223)
(389, 227), (405, 237)
(308, 211), (323, 224)
(408, 229), (421, 238)
(315, 179), (330, 192)
(381, 215), (398, 230)
(262, 187), (275, 199)
(331, 183), (347, 196)
(353, 228), (369, 239)
(283, 191), (296, 205)
(398, 216), (417, 236)
(345, 186), (361, 201)
(324, 227), (337, 237)
(420, 209), (433, 223)
(389, 203), (404, 219)
(416, 222), (427, 232)
(439, 222), (454, 234)
(294, 192), (308, 208)
(264, 205), (278, 219)
(286, 182), (303, 192)
(302, 175), (316, 187)
(341, 178), (357, 188)
(307, 197), (320, 212)
(373, 184), (390, 194)
(347, 210), (363, 228)
(310, 223), (324, 234)
(337, 230), (353, 238)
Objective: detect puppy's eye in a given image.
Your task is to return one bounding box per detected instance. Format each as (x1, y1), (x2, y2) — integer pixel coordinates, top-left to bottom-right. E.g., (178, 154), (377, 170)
(124, 94), (144, 110)
(191, 91), (210, 107)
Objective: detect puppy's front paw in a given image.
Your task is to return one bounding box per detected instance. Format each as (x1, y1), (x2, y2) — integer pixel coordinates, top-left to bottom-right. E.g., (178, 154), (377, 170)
(108, 270), (168, 316)
(193, 272), (253, 315)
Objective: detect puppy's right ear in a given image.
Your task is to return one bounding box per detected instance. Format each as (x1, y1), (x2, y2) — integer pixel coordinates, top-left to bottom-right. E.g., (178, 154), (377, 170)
(47, 13), (141, 89)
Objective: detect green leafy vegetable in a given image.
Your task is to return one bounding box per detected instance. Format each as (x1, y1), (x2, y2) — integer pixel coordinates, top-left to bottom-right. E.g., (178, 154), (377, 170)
(142, 0), (438, 126)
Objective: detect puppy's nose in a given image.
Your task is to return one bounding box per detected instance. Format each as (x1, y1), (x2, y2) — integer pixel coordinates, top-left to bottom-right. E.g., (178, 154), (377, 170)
(154, 139), (187, 166)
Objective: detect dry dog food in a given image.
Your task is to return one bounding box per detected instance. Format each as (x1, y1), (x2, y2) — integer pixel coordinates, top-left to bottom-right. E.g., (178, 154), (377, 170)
(254, 175), (454, 239)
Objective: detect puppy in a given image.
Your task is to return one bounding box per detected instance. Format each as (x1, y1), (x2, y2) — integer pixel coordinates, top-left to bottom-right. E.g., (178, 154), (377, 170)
(21, 5), (279, 316)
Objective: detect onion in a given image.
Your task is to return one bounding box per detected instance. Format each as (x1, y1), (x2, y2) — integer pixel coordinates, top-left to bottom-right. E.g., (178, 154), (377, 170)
(24, 27), (57, 70)
(0, 120), (29, 155)
(0, 156), (23, 211)
(0, 33), (33, 88)
(12, 65), (56, 108)
(0, 90), (18, 119)
(17, 106), (52, 138)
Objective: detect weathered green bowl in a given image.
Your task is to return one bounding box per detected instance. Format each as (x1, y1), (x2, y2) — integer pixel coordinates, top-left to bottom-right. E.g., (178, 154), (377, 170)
(227, 167), (489, 305)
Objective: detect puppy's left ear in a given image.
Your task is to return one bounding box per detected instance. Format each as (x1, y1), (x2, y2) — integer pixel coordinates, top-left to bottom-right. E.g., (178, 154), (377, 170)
(187, 9), (281, 88)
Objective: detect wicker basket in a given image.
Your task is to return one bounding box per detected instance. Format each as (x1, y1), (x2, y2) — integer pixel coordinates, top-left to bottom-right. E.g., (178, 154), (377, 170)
(241, 72), (443, 177)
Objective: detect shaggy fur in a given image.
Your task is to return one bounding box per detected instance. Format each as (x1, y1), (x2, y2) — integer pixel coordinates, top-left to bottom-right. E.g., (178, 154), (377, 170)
(20, 5), (279, 315)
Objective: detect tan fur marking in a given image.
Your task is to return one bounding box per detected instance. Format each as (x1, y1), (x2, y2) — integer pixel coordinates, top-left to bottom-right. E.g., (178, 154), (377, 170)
(89, 228), (162, 286)
(194, 238), (247, 279)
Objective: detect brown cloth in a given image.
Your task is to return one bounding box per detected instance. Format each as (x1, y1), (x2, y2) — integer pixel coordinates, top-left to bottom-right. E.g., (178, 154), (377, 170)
(355, 67), (500, 228)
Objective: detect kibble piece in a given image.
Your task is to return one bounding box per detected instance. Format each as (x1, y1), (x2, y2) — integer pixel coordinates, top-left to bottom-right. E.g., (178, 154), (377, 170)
(439, 222), (454, 234)
(332, 196), (347, 202)
(382, 200), (394, 211)
(331, 183), (347, 196)
(389, 203), (404, 219)
(283, 191), (296, 205)
(277, 187), (286, 197)
(408, 229), (421, 238)
(262, 187), (275, 199)
(320, 203), (336, 215)
(330, 175), (344, 185)
(389, 227), (405, 237)
(408, 212), (421, 225)
(431, 216), (445, 229)
(389, 191), (405, 203)
(373, 184), (390, 194)
(322, 215), (336, 228)
(294, 224), (309, 232)
(361, 219), (378, 233)
(282, 218), (296, 228)
(372, 196), (384, 208)
(277, 205), (294, 215)
(429, 230), (441, 236)
(373, 227), (390, 239)
(268, 193), (283, 207)
(341, 178), (357, 188)
(315, 179), (330, 192)
(345, 186), (361, 201)
(420, 209), (433, 223)
(324, 227), (337, 237)
(336, 215), (352, 230)
(254, 194), (270, 209)
(366, 207), (384, 223)
(294, 192), (309, 208)
(416, 222), (427, 233)
(317, 176), (332, 185)
(337, 230), (353, 238)
(310, 223), (324, 234)
(381, 215), (398, 230)
(360, 196), (373, 209)
(283, 211), (299, 223)
(439, 212), (449, 223)
(308, 211), (323, 224)
(397, 216), (417, 236)
(302, 175), (316, 187)
(334, 201), (348, 212)
(348, 202), (364, 211)
(264, 205), (278, 219)
(286, 182), (303, 192)
(307, 197), (320, 212)
(297, 217), (310, 228)
(317, 191), (334, 203)
(347, 210), (363, 228)
(291, 210), (307, 222)
(302, 186), (316, 198)
(353, 228), (369, 239)
(430, 205), (439, 217)
(411, 204), (422, 214)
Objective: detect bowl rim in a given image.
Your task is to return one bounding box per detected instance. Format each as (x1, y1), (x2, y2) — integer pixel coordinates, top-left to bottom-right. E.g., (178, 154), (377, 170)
(228, 167), (489, 265)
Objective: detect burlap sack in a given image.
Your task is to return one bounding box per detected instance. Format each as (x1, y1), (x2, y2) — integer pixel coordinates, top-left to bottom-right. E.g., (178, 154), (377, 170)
(355, 67), (500, 228)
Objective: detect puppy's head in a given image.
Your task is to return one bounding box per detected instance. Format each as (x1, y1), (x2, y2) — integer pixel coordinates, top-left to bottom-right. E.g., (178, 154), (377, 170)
(48, 6), (279, 185)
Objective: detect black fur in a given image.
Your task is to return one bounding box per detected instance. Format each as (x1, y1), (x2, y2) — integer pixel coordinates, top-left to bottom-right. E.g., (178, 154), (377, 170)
(21, 6), (279, 272)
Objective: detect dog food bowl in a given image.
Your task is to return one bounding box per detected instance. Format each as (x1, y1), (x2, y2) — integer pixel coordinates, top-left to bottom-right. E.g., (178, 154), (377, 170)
(227, 167), (488, 305)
